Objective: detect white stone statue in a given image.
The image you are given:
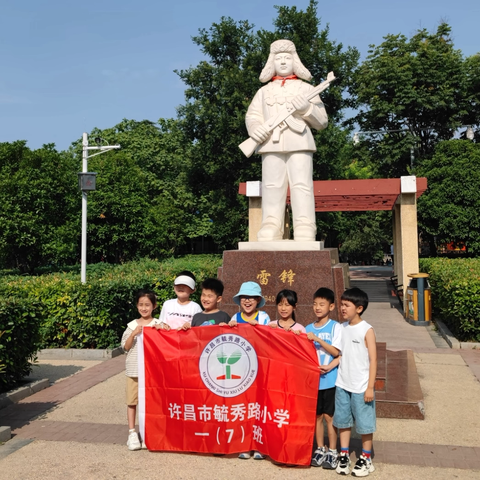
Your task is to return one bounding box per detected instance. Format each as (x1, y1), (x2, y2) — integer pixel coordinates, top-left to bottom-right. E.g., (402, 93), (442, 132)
(242, 39), (331, 242)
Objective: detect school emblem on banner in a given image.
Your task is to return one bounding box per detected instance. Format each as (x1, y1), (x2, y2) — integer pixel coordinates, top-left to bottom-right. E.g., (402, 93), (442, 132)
(199, 334), (258, 397)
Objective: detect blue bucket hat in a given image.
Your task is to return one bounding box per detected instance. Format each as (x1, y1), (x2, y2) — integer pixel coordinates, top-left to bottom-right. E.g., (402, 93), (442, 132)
(233, 281), (266, 308)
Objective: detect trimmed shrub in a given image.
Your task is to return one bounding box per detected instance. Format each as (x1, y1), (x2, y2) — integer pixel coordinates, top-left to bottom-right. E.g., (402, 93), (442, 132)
(419, 258), (480, 342)
(0, 297), (42, 392)
(0, 256), (222, 350)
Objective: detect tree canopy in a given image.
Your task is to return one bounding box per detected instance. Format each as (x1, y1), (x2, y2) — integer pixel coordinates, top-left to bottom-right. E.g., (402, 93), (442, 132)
(351, 22), (480, 177)
(417, 140), (480, 254)
(0, 141), (79, 272)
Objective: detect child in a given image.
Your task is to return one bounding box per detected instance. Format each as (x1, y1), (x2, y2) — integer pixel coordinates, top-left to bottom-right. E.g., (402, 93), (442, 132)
(305, 287), (342, 469)
(229, 281), (271, 327)
(268, 289), (306, 333)
(121, 290), (166, 450)
(230, 281), (270, 461)
(189, 278), (230, 327)
(334, 287), (377, 477)
(158, 271), (202, 330)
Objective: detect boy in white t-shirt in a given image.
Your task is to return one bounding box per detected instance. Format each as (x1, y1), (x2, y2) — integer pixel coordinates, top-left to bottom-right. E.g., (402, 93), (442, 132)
(158, 271), (202, 330)
(334, 287), (377, 477)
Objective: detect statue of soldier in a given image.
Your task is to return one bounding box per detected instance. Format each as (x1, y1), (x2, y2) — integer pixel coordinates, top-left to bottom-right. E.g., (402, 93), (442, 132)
(245, 39), (328, 242)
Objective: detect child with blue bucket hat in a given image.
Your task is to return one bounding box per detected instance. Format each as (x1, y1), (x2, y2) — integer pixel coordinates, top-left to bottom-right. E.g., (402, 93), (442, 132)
(229, 281), (271, 327)
(229, 281), (271, 460)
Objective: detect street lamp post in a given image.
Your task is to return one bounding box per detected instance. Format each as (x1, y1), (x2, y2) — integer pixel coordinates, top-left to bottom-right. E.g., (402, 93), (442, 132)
(79, 133), (120, 284)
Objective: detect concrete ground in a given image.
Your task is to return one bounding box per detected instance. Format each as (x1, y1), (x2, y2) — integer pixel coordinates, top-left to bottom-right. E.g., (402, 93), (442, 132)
(2, 441), (480, 480)
(28, 359), (103, 385)
(1, 267), (480, 479)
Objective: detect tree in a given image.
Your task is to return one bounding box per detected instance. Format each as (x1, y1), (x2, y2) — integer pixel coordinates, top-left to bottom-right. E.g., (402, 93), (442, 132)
(352, 23), (479, 177)
(417, 140), (480, 255)
(69, 118), (215, 260)
(462, 53), (480, 138)
(337, 211), (392, 264)
(176, 0), (359, 248)
(0, 142), (79, 272)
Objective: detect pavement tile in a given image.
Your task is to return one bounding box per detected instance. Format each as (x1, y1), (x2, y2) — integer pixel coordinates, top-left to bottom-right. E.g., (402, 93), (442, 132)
(395, 455), (412, 465)
(392, 443), (412, 452)
(423, 457), (439, 467)
(438, 458), (454, 468)
(409, 456), (426, 466)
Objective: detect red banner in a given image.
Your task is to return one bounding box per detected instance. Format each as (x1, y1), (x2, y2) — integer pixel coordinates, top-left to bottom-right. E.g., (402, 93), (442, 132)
(138, 325), (320, 466)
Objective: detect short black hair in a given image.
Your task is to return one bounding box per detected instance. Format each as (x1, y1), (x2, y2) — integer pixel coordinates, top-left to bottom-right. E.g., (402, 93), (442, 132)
(177, 270), (196, 282)
(201, 278), (224, 297)
(313, 287), (335, 304)
(341, 287), (369, 315)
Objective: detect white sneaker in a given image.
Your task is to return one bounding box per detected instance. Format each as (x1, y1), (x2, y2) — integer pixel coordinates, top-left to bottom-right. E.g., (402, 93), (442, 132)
(351, 455), (375, 477)
(253, 451), (265, 460)
(335, 453), (351, 475)
(238, 452), (251, 459)
(127, 431), (141, 451)
(322, 450), (338, 469)
(311, 447), (327, 467)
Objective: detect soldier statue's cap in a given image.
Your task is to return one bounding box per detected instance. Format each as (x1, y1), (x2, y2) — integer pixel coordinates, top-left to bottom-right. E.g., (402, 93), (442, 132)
(259, 39), (312, 83)
(270, 39), (296, 54)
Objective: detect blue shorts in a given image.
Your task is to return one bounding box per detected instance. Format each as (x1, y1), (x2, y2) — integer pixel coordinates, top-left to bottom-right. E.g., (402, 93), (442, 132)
(333, 386), (376, 435)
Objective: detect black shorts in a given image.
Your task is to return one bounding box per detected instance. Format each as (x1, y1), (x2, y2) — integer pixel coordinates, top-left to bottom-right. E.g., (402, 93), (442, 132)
(316, 387), (336, 417)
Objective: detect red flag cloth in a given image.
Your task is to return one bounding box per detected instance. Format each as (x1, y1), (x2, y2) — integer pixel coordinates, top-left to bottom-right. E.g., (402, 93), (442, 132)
(140, 324), (320, 466)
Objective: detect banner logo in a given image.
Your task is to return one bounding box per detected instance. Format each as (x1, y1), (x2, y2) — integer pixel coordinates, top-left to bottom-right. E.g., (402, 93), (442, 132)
(199, 334), (258, 397)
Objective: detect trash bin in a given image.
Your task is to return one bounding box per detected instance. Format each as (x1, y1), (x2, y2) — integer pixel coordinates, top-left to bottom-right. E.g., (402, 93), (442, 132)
(405, 273), (431, 326)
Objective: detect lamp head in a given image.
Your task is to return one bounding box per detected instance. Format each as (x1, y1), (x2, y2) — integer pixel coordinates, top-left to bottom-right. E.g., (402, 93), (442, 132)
(466, 126), (474, 141)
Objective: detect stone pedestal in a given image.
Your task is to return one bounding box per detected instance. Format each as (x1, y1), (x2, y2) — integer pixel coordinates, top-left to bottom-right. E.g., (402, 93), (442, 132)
(238, 241), (324, 251)
(218, 249), (349, 325)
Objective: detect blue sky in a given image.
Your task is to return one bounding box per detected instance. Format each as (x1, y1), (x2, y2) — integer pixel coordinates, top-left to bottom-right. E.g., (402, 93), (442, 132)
(1, 0), (479, 151)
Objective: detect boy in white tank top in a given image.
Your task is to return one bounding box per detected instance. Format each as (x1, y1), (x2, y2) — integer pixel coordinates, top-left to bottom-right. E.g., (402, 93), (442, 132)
(334, 287), (377, 477)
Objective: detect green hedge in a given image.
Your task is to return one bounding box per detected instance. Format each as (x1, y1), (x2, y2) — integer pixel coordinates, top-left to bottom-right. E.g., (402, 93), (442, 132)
(419, 258), (480, 342)
(0, 255), (222, 353)
(0, 297), (42, 392)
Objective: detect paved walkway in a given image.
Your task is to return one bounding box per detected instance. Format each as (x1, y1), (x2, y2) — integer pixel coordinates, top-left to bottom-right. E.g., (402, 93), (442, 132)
(1, 266), (480, 479)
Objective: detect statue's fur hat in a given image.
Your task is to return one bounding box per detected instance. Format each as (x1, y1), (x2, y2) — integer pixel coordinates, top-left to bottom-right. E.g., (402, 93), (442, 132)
(259, 39), (312, 83)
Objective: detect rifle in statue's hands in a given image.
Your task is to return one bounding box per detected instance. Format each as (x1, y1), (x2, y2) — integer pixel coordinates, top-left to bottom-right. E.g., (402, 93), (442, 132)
(239, 72), (336, 158)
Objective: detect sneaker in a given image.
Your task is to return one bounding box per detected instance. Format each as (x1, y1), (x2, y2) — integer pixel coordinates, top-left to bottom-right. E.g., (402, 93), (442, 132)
(253, 451), (265, 460)
(127, 431), (141, 451)
(311, 447), (327, 467)
(335, 453), (351, 475)
(141, 442), (147, 450)
(238, 452), (251, 459)
(351, 455), (375, 477)
(322, 450), (338, 469)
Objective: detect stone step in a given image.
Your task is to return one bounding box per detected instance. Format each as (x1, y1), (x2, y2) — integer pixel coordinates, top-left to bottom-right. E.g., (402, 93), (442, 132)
(376, 349), (424, 419)
(375, 342), (386, 392)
